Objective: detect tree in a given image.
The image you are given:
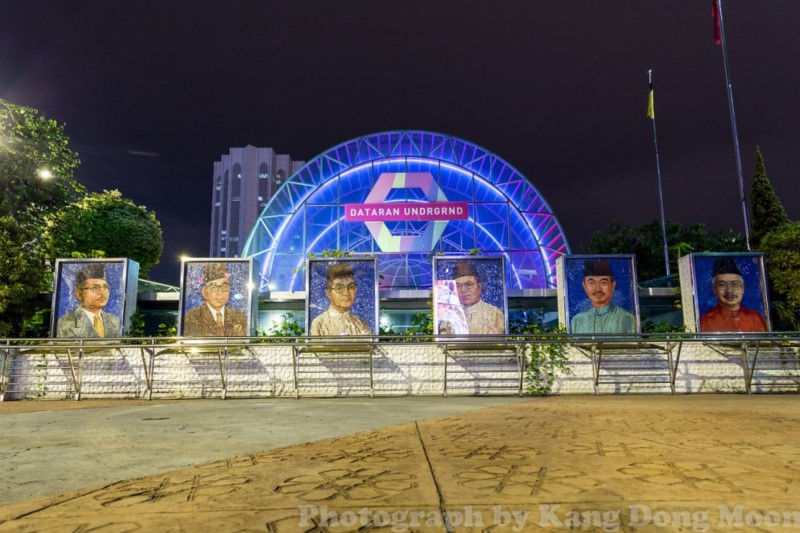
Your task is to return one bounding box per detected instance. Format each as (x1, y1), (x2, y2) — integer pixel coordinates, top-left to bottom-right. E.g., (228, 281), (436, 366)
(0, 99), (84, 220)
(760, 223), (800, 330)
(582, 219), (746, 282)
(0, 99), (83, 336)
(750, 146), (790, 249)
(46, 190), (163, 275)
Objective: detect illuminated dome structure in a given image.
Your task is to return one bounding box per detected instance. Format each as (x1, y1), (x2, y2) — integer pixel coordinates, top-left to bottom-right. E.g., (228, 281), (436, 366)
(241, 131), (570, 293)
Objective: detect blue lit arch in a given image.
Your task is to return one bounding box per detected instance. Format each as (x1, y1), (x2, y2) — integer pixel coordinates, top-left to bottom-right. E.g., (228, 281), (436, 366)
(241, 131), (570, 292)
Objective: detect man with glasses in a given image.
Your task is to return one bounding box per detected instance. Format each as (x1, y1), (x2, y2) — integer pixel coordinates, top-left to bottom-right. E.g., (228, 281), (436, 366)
(310, 262), (372, 336)
(183, 262), (249, 337)
(56, 263), (120, 338)
(699, 257), (767, 332)
(570, 259), (636, 334)
(440, 261), (505, 335)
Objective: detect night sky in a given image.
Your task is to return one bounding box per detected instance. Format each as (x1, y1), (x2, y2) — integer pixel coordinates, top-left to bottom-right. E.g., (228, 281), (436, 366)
(2, 1), (798, 284)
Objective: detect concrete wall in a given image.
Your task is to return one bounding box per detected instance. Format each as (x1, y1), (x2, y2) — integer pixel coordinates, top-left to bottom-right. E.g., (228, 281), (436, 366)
(4, 341), (798, 401)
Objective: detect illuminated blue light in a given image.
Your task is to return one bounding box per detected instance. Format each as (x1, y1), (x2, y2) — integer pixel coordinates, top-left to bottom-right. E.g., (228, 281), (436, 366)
(242, 131), (570, 292)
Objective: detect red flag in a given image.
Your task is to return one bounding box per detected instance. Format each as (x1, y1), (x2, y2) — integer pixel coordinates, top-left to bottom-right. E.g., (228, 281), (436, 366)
(711, 0), (721, 45)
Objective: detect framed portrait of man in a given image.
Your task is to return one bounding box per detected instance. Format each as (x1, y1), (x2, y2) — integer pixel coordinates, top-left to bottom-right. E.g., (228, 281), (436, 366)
(680, 253), (770, 333)
(51, 258), (139, 338)
(558, 255), (639, 334)
(178, 258), (254, 337)
(433, 256), (507, 335)
(306, 257), (378, 337)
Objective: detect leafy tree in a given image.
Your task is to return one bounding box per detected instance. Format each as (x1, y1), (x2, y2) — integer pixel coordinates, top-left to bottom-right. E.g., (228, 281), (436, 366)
(750, 146), (790, 248)
(0, 99), (83, 336)
(0, 99), (84, 220)
(760, 223), (800, 330)
(582, 219), (746, 282)
(46, 190), (163, 275)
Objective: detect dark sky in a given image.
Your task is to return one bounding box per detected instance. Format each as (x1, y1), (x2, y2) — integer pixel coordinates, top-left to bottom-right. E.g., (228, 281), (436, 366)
(2, 1), (798, 284)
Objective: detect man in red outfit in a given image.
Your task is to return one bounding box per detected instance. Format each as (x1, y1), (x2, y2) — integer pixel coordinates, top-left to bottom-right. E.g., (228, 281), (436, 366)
(699, 257), (767, 333)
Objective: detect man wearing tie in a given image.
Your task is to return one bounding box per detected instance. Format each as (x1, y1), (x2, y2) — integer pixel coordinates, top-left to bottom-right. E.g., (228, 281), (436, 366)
(182, 263), (249, 337)
(56, 263), (121, 338)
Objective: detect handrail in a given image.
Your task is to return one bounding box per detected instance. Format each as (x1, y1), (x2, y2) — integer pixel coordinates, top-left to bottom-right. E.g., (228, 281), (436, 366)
(1, 332), (800, 349)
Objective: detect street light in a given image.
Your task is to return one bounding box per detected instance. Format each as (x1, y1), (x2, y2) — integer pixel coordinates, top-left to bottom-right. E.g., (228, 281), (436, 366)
(37, 168), (53, 180)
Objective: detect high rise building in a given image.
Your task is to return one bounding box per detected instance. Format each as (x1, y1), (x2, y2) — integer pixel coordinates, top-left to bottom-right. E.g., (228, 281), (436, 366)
(210, 146), (304, 257)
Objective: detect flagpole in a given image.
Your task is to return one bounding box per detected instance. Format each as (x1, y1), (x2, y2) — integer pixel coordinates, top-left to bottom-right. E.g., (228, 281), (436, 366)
(648, 70), (671, 276)
(715, 0), (752, 250)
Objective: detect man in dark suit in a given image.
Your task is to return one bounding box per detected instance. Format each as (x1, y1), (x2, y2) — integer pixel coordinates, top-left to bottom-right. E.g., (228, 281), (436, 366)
(56, 263), (121, 338)
(182, 263), (249, 337)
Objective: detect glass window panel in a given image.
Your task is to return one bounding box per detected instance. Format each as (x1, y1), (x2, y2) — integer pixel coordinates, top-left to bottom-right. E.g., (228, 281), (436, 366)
(342, 221), (374, 253)
(473, 175), (507, 202)
(437, 165), (473, 202)
(405, 253), (433, 289)
(436, 219), (476, 252)
(405, 159), (438, 177)
(475, 203), (509, 251)
(385, 188), (407, 202)
(509, 252), (551, 289)
(305, 177), (339, 204)
(306, 206), (340, 253)
(275, 212), (305, 255)
(372, 158), (408, 175)
(269, 253), (306, 292)
(339, 166), (375, 204)
(509, 210), (540, 251)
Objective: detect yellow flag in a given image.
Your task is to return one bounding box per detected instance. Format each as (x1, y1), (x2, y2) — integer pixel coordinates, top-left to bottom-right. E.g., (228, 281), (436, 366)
(647, 87), (655, 119)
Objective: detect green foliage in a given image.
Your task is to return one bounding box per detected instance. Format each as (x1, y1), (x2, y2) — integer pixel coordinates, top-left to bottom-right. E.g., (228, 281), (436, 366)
(641, 320), (686, 334)
(377, 312), (434, 341)
(126, 310), (147, 337)
(2, 100), (164, 337)
(318, 250), (356, 258)
(0, 99), (84, 222)
(517, 323), (570, 396)
(750, 146), (790, 249)
(292, 250), (360, 276)
(583, 219), (746, 281)
(760, 223), (800, 330)
(262, 313), (304, 337)
(46, 190), (163, 275)
(0, 100), (83, 337)
(157, 320), (177, 338)
(406, 311), (433, 336)
(19, 304), (51, 338)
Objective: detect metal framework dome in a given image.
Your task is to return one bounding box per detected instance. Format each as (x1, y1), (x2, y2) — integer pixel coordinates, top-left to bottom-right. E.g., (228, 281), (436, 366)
(241, 131), (570, 293)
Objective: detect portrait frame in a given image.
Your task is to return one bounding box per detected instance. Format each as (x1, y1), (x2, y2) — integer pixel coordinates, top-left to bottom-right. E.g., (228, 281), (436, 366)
(680, 252), (770, 333)
(51, 258), (139, 338)
(306, 257), (379, 337)
(557, 254), (640, 334)
(178, 258), (254, 337)
(432, 256), (508, 335)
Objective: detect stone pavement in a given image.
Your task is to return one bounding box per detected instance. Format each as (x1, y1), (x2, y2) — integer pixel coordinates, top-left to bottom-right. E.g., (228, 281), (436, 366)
(1, 395), (799, 532)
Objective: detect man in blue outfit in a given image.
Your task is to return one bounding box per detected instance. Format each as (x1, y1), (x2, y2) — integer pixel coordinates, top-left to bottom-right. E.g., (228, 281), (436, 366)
(570, 259), (636, 334)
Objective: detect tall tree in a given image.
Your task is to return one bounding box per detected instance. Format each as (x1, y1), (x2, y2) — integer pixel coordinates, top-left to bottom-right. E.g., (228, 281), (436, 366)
(749, 146), (790, 248)
(760, 222), (800, 330)
(583, 219), (746, 282)
(0, 99), (84, 220)
(0, 99), (83, 336)
(46, 190), (163, 275)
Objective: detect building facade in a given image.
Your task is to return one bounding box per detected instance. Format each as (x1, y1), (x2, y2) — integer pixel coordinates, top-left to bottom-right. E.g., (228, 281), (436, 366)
(210, 146), (304, 257)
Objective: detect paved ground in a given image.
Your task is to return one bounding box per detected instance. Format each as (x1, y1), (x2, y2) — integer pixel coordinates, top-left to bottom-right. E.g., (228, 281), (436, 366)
(1, 395), (799, 532)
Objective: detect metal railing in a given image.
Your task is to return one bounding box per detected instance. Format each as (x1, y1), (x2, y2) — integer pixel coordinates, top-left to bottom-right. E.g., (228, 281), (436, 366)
(1, 333), (799, 400)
